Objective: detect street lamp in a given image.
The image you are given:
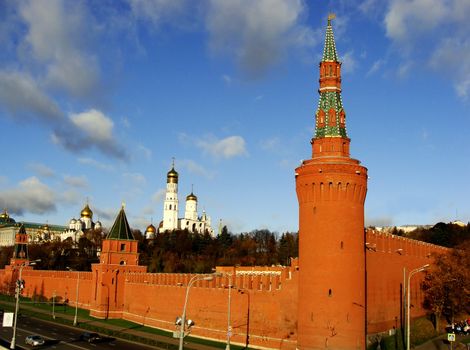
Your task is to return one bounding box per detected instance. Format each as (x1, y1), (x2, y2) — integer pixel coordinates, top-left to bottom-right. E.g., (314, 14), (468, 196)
(178, 273), (220, 350)
(225, 273), (233, 350)
(406, 264), (429, 350)
(237, 289), (250, 349)
(66, 267), (80, 326)
(10, 259), (40, 350)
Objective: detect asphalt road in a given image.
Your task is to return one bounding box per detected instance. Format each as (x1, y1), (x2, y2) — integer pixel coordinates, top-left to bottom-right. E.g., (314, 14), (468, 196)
(0, 315), (155, 350)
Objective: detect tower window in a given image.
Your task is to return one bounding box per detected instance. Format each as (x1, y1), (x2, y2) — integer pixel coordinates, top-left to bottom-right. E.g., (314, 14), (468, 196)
(169, 204), (172, 210)
(120, 243), (126, 251)
(328, 289), (332, 297)
(340, 241), (344, 249)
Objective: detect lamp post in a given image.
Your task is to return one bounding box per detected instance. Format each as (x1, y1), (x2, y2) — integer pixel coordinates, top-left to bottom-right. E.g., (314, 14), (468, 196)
(10, 259), (40, 350)
(226, 273), (232, 350)
(178, 273), (219, 350)
(237, 289), (250, 349)
(66, 267), (80, 326)
(406, 264), (429, 350)
(52, 290), (56, 320)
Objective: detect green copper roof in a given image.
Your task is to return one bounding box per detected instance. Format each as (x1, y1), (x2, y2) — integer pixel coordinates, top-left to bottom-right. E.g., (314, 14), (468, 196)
(322, 18), (338, 62)
(106, 206), (135, 240)
(315, 91), (348, 138)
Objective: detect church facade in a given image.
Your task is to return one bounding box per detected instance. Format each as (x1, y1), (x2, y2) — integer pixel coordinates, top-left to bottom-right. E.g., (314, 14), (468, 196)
(155, 164), (214, 236)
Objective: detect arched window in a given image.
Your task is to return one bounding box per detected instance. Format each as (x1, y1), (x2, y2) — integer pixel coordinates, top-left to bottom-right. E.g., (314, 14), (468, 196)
(340, 110), (345, 127)
(318, 109), (325, 127)
(329, 108), (336, 126)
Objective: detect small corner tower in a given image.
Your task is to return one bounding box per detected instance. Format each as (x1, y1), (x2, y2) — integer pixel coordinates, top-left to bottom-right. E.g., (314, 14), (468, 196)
(295, 14), (368, 349)
(160, 160), (179, 232)
(10, 224), (29, 266)
(90, 204), (146, 319)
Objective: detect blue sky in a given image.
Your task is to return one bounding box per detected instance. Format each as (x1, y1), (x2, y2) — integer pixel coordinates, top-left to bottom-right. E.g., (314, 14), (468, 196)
(1, 0), (469, 234)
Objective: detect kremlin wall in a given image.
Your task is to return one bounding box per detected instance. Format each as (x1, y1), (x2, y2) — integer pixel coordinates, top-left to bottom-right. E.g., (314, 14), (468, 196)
(0, 228), (448, 349)
(0, 18), (454, 350)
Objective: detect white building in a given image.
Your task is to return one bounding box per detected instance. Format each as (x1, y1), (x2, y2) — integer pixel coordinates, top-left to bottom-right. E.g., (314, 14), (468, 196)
(61, 203), (102, 241)
(156, 164), (214, 236)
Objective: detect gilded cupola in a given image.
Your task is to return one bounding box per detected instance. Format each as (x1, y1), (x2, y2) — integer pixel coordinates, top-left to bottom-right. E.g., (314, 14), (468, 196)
(81, 203), (93, 218)
(167, 167), (179, 184)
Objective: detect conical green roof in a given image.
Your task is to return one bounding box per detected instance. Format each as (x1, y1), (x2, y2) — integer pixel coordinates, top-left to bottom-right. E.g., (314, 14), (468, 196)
(322, 16), (338, 62)
(106, 206), (135, 240)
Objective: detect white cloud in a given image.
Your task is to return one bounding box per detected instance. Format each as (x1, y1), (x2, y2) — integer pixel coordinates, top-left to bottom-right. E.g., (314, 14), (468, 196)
(152, 189), (166, 203)
(128, 0), (188, 25)
(0, 177), (56, 215)
(429, 38), (470, 99)
(28, 163), (55, 178)
(0, 70), (63, 122)
(19, 0), (100, 99)
(205, 0), (311, 78)
(71, 109), (114, 143)
(341, 51), (357, 74)
(396, 60), (413, 79)
(60, 189), (80, 205)
(383, 0), (470, 97)
(138, 144), (152, 160)
(78, 157), (114, 171)
(94, 207), (117, 222)
(63, 175), (88, 188)
(123, 172), (147, 187)
(179, 159), (215, 179)
(384, 0), (447, 45)
(222, 74), (232, 85)
(0, 176), (7, 186)
(366, 59), (386, 77)
(260, 137), (281, 151)
(52, 109), (128, 159)
(196, 135), (248, 159)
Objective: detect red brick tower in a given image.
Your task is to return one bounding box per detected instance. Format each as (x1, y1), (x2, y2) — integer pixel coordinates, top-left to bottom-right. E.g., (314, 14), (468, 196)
(10, 224), (29, 266)
(90, 205), (146, 319)
(295, 15), (368, 349)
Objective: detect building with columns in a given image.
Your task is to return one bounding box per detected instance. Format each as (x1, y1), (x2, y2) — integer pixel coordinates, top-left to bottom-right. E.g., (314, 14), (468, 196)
(295, 15), (368, 349)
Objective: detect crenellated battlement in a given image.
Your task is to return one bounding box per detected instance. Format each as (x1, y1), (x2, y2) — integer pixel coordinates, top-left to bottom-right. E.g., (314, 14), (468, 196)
(296, 179), (367, 204)
(365, 229), (449, 257)
(124, 264), (297, 292)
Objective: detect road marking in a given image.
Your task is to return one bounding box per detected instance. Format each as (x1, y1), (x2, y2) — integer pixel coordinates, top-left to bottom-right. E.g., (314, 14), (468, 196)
(17, 327), (90, 350)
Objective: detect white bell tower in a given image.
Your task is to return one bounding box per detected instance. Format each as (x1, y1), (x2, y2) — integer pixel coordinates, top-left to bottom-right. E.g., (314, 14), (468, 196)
(161, 161), (179, 232)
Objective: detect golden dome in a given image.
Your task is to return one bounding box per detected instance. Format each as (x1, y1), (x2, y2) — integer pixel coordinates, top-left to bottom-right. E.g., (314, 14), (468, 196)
(167, 167), (179, 183)
(81, 204), (93, 218)
(0, 209), (8, 219)
(186, 192), (197, 201)
(146, 224), (156, 233)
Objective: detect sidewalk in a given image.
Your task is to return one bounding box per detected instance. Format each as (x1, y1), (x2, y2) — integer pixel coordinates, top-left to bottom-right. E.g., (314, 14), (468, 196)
(0, 299), (222, 350)
(414, 335), (470, 350)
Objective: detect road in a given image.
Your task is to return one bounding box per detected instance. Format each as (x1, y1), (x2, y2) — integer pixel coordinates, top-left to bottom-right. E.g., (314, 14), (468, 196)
(0, 315), (156, 350)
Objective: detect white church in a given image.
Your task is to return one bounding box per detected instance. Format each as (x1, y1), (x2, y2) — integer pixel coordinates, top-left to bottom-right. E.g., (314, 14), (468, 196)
(61, 203), (102, 241)
(145, 163), (214, 238)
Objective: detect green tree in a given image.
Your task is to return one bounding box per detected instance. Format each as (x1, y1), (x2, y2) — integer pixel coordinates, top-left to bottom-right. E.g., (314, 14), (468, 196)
(422, 240), (470, 330)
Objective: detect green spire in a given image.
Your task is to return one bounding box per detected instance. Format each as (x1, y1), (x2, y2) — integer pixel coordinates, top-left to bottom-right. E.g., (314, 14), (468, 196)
(106, 205), (135, 240)
(314, 14), (347, 139)
(322, 14), (338, 62)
